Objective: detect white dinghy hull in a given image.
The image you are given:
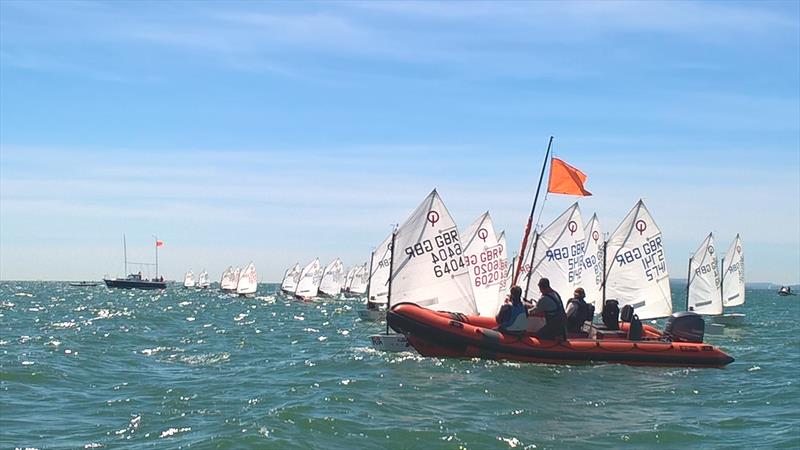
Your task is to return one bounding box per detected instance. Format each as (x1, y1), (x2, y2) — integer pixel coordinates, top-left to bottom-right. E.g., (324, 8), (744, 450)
(358, 309), (383, 321)
(369, 333), (410, 352)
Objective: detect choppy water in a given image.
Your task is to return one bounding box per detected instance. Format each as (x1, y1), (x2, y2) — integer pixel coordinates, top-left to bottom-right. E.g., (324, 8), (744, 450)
(1, 282), (798, 449)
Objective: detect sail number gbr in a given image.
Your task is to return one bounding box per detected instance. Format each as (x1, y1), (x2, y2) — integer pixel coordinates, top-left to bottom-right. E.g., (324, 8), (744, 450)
(404, 230), (464, 278)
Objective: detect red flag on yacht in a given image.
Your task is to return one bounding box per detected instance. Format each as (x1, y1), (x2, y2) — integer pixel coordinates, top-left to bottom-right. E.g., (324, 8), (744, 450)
(156, 240), (164, 247)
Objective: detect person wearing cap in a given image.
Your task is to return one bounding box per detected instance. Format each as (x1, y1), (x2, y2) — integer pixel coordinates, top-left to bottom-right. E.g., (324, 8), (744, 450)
(529, 277), (567, 340)
(495, 285), (528, 334)
(565, 287), (592, 334)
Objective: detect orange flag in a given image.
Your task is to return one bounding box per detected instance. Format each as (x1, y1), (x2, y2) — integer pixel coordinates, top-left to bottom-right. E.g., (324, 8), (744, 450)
(548, 157), (592, 196)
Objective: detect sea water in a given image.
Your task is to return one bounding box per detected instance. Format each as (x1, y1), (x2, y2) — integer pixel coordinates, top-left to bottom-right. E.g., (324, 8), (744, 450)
(1, 282), (798, 449)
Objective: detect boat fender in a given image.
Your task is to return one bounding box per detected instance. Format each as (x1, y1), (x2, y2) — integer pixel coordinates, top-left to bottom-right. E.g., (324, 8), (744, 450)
(628, 314), (643, 341)
(602, 300), (620, 330)
(478, 328), (502, 343)
(620, 305), (634, 323)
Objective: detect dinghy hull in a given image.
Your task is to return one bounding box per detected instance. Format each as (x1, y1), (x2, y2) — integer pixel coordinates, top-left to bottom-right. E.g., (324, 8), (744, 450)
(388, 303), (734, 368)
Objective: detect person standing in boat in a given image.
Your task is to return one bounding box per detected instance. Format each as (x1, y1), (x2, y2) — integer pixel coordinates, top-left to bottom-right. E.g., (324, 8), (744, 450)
(529, 278), (567, 340)
(496, 286), (528, 334)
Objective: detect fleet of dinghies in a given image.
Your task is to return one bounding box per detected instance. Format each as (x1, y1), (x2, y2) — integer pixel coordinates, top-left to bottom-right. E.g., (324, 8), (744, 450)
(273, 138), (739, 367)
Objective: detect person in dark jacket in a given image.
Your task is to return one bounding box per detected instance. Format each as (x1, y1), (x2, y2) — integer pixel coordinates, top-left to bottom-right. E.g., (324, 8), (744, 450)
(565, 287), (592, 334)
(495, 286), (528, 334)
(529, 278), (567, 340)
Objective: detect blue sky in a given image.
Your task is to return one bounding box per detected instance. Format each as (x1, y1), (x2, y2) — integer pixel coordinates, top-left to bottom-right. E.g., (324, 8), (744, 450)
(1, 0), (798, 284)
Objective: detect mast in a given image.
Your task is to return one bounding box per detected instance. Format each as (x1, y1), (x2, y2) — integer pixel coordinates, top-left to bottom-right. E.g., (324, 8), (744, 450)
(153, 235), (159, 279)
(123, 234), (128, 276)
(601, 238), (607, 305)
(366, 249), (375, 301)
(523, 232), (540, 301)
(686, 256), (693, 311)
(720, 256), (726, 309)
(386, 230), (396, 336)
(513, 136), (554, 286)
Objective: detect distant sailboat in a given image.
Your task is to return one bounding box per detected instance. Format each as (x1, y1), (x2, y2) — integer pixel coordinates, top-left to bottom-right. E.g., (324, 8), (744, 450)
(370, 189), (476, 352)
(686, 233), (723, 316)
(183, 270), (196, 288)
(103, 235), (166, 290)
(197, 270), (210, 289)
(713, 234), (746, 325)
(318, 258), (344, 298)
(220, 266), (239, 293)
(359, 233), (393, 321)
(348, 263), (369, 297)
(236, 262), (258, 297)
(294, 258), (322, 301)
(342, 266), (358, 297)
(461, 212), (506, 317)
(280, 263), (302, 295)
(582, 213), (604, 311)
(603, 200), (672, 320)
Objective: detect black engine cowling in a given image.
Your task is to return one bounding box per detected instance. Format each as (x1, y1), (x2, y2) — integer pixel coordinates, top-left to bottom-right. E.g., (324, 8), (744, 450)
(665, 311), (705, 343)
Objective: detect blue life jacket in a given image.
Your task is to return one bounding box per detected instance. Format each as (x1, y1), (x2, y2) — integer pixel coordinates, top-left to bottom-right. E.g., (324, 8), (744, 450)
(501, 301), (528, 333)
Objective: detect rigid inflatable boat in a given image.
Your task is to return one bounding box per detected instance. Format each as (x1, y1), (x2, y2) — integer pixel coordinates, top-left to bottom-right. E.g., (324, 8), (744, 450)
(387, 303), (734, 368)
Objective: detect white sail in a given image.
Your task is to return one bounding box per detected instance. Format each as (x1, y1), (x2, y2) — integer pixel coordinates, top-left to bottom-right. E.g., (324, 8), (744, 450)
(197, 270), (209, 288)
(582, 213), (604, 309)
(501, 253), (516, 305)
(495, 231), (511, 306)
(687, 233), (722, 315)
(280, 263), (301, 292)
(524, 203), (585, 303)
(343, 266), (357, 291)
(319, 258), (344, 296)
(461, 212), (506, 316)
(367, 233), (393, 303)
(236, 262), (258, 295)
(183, 270), (195, 288)
(295, 258), (322, 299)
(605, 199), (672, 320)
(221, 266), (238, 291)
(349, 263), (369, 294)
(516, 230), (538, 299)
(721, 234), (745, 307)
(390, 190), (477, 315)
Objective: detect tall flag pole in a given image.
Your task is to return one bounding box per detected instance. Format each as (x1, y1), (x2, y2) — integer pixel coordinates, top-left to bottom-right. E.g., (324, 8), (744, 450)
(513, 136), (554, 286)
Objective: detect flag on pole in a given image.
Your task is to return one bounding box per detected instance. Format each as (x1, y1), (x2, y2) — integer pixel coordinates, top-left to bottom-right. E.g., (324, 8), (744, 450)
(156, 240), (164, 247)
(548, 157), (592, 196)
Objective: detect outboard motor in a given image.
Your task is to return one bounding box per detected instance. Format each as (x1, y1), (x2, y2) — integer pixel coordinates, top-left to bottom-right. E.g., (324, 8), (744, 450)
(665, 311), (705, 343)
(602, 300), (620, 330)
(620, 304), (634, 323)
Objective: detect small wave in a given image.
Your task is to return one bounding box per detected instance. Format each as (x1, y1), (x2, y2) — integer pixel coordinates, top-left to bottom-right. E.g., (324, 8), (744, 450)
(160, 427), (191, 438)
(15, 292), (34, 297)
(178, 352), (230, 366)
